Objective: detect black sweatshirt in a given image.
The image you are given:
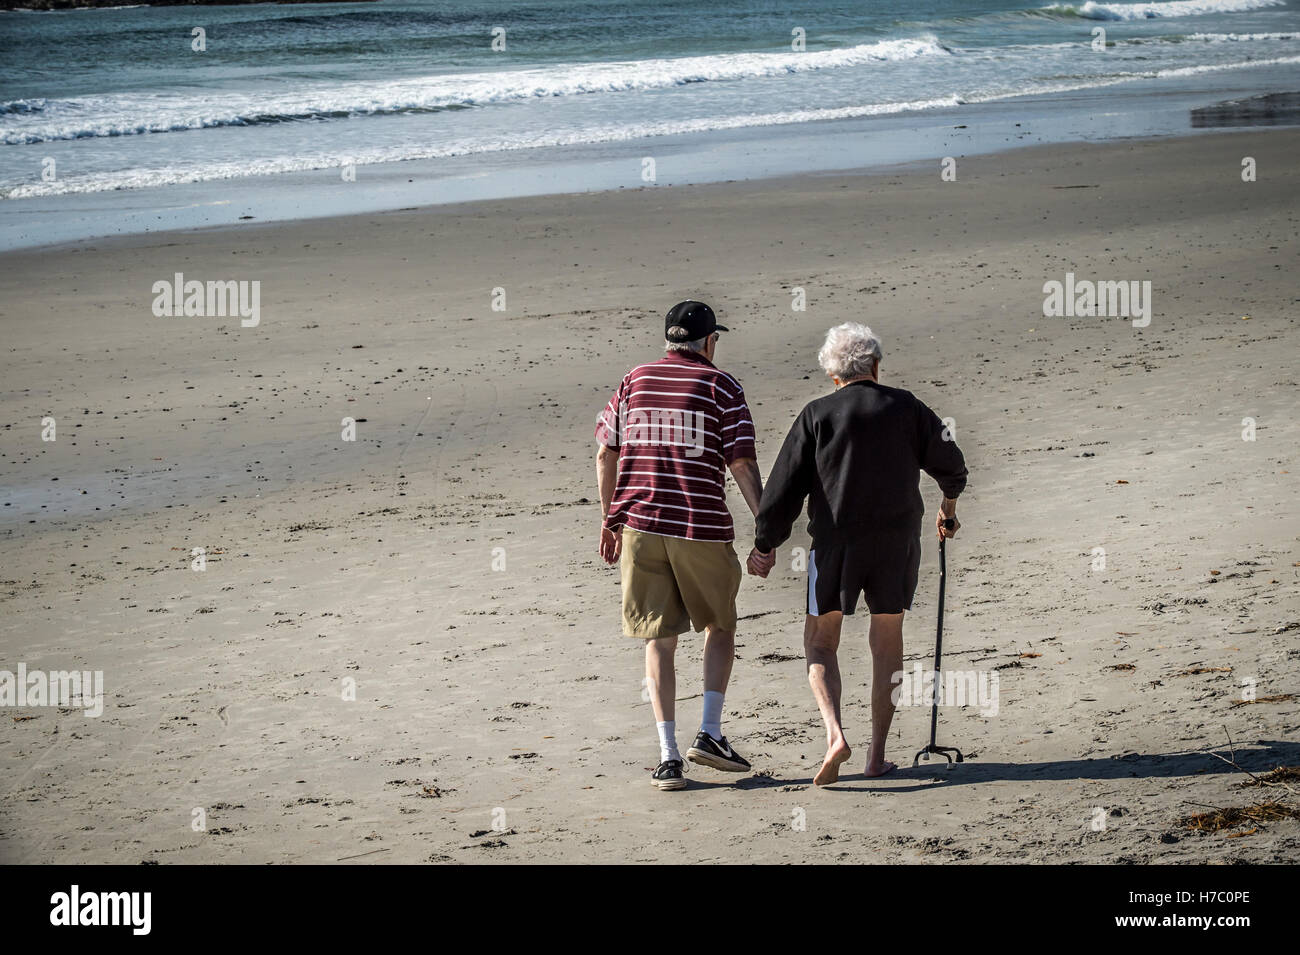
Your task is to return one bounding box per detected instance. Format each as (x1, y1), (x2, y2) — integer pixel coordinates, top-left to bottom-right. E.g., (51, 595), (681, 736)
(754, 379), (968, 553)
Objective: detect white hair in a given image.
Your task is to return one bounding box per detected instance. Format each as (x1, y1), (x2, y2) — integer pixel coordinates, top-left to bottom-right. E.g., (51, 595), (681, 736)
(665, 328), (709, 353)
(818, 323), (882, 381)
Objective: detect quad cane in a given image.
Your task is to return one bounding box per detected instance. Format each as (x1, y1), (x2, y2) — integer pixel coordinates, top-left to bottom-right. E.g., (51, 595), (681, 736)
(913, 518), (964, 768)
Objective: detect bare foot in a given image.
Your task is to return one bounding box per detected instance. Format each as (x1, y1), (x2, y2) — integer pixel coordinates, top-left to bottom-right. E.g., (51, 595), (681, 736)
(814, 739), (852, 786)
(863, 758), (897, 778)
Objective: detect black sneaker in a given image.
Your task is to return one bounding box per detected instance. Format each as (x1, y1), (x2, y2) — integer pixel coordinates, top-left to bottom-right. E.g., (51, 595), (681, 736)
(686, 732), (751, 773)
(651, 758), (687, 790)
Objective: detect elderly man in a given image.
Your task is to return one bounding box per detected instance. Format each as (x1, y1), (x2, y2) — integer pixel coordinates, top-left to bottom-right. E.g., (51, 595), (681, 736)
(749, 323), (967, 784)
(595, 301), (770, 791)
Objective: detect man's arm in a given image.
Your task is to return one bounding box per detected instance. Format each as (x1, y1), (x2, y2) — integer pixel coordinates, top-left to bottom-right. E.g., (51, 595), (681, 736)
(728, 457), (775, 577)
(593, 377), (626, 564)
(719, 384), (774, 575)
(596, 443), (621, 563)
(595, 444), (621, 563)
(727, 457), (763, 517)
(597, 443), (618, 517)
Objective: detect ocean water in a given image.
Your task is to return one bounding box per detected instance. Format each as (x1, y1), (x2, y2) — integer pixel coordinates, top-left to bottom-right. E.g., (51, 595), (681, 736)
(1, 0), (1297, 245)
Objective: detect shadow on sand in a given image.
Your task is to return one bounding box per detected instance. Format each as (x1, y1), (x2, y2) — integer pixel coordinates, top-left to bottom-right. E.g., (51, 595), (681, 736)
(681, 739), (1300, 793)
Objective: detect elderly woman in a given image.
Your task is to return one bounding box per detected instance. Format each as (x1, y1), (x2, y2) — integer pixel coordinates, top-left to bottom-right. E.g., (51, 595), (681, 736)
(750, 323), (967, 784)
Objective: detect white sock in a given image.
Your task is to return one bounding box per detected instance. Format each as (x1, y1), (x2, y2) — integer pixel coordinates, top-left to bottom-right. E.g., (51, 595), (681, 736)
(701, 690), (724, 741)
(656, 721), (680, 763)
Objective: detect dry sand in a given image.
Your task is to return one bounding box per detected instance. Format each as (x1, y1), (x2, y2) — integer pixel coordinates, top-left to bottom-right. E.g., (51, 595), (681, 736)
(1, 129), (1297, 864)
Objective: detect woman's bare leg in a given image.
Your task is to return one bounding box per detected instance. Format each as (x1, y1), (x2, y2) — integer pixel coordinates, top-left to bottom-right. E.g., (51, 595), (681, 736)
(804, 612), (851, 785)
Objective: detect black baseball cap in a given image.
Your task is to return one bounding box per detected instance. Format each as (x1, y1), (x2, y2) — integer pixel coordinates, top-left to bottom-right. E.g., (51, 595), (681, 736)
(665, 301), (728, 342)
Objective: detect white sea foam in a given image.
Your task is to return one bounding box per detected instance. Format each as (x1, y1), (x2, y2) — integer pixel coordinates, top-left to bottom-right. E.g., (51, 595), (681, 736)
(3, 96), (962, 198)
(0, 36), (950, 145)
(965, 52), (1300, 100)
(1048, 0), (1284, 19)
(1183, 30), (1298, 39)
(1146, 51), (1300, 73)
(10, 46), (1299, 200)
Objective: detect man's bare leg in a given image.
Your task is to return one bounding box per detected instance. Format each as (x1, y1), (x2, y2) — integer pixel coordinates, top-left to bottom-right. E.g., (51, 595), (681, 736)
(701, 626), (734, 695)
(865, 612), (904, 777)
(645, 635), (677, 723)
(805, 612), (851, 785)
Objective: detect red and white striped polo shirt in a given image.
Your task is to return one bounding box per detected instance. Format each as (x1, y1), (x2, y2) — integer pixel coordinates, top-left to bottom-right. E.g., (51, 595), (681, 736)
(594, 350), (757, 543)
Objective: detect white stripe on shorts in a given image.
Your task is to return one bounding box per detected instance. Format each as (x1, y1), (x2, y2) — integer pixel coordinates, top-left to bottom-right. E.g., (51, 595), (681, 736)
(807, 548), (819, 616)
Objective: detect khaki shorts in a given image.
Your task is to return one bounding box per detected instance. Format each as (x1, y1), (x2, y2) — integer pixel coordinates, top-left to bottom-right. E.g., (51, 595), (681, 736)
(619, 527), (741, 640)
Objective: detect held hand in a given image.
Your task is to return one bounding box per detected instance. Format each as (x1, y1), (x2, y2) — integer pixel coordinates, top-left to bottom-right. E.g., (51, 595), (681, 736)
(747, 547), (775, 577)
(936, 511), (960, 541)
(599, 525), (622, 565)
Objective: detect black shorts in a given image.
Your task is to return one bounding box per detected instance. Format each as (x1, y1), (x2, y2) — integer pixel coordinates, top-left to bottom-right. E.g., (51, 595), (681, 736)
(807, 534), (921, 616)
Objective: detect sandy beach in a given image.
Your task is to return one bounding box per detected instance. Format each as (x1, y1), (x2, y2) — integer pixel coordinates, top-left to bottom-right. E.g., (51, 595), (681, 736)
(1, 128), (1297, 864)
